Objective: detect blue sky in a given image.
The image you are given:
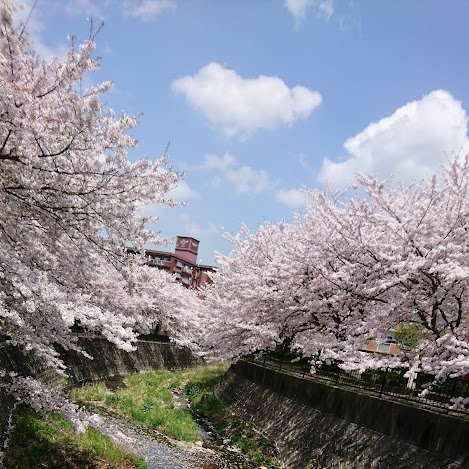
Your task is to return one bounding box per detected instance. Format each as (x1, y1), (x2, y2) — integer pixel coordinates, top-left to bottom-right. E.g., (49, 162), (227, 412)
(17, 0), (469, 263)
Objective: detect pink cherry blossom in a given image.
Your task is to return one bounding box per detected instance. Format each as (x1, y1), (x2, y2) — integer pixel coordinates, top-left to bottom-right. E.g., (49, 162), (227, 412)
(202, 155), (469, 387)
(0, 0), (201, 418)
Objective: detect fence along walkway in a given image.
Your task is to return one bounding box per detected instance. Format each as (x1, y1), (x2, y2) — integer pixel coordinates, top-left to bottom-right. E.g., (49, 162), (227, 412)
(249, 351), (469, 418)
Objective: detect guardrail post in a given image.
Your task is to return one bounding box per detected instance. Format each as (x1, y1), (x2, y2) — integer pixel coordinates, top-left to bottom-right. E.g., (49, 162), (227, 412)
(279, 346), (285, 371)
(379, 367), (389, 397)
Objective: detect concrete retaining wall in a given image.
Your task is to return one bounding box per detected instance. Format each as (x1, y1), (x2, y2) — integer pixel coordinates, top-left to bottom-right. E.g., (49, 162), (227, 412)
(61, 337), (198, 383)
(216, 361), (469, 469)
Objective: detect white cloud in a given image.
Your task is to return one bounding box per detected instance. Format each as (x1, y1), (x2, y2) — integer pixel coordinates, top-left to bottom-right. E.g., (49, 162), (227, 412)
(122, 0), (176, 21)
(296, 152), (312, 171)
(183, 221), (219, 240)
(337, 14), (361, 33)
(14, 0), (66, 61)
(172, 62), (322, 139)
(167, 180), (200, 202)
(276, 188), (306, 209)
(203, 153), (237, 172)
(285, 0), (334, 23)
(318, 90), (469, 187)
(137, 180), (198, 220)
(137, 199), (166, 220)
(65, 0), (103, 17)
(64, 0), (176, 21)
(201, 153), (274, 195)
(225, 166), (272, 194)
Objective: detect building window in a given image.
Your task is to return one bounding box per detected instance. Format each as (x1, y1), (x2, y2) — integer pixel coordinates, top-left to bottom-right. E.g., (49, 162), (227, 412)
(377, 343), (391, 353)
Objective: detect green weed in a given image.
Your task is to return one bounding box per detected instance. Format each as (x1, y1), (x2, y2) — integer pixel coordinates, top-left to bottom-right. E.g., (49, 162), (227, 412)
(86, 370), (201, 442)
(3, 406), (147, 469)
(70, 382), (109, 403)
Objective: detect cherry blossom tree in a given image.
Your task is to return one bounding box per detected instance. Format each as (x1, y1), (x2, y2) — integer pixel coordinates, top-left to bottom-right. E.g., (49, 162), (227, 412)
(202, 155), (469, 387)
(202, 222), (294, 359)
(0, 0), (200, 422)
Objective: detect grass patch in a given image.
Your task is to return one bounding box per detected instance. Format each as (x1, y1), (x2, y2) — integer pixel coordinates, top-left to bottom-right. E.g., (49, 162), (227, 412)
(3, 405), (147, 469)
(72, 371), (201, 442)
(69, 363), (280, 467)
(71, 382), (109, 402)
(106, 371), (200, 441)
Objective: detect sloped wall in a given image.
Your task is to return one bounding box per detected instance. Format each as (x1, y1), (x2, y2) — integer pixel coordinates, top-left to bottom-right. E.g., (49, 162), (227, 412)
(62, 337), (198, 383)
(216, 361), (469, 469)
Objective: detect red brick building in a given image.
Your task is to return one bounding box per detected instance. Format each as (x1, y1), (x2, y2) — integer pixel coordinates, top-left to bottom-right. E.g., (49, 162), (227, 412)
(139, 236), (215, 289)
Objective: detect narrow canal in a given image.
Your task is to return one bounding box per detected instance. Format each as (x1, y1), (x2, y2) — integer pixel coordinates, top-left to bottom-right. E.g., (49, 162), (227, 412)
(71, 368), (267, 468)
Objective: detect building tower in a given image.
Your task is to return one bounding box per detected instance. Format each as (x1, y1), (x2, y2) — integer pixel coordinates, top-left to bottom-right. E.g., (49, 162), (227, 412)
(174, 236), (199, 264)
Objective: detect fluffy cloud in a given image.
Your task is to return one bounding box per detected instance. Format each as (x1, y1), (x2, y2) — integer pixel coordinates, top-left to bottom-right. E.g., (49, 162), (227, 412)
(202, 153), (237, 172)
(137, 180), (198, 220)
(202, 153), (274, 195)
(318, 90), (469, 187)
(122, 0), (176, 21)
(275, 188), (306, 209)
(172, 62), (322, 139)
(65, 0), (103, 17)
(285, 0), (334, 23)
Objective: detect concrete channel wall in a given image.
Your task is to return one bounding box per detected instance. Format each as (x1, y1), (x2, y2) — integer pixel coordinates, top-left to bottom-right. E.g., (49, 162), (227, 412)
(216, 360), (469, 469)
(62, 337), (198, 383)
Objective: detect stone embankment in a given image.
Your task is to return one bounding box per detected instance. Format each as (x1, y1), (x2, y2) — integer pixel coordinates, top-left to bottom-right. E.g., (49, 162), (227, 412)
(216, 360), (469, 469)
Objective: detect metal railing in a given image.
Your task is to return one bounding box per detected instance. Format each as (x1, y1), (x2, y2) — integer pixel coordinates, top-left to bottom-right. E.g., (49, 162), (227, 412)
(248, 351), (469, 417)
